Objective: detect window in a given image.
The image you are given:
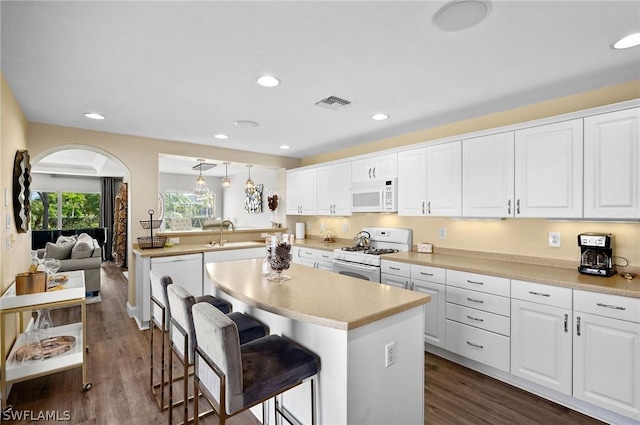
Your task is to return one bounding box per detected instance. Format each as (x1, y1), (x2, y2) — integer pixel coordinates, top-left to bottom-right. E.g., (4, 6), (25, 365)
(30, 191), (101, 230)
(164, 191), (216, 230)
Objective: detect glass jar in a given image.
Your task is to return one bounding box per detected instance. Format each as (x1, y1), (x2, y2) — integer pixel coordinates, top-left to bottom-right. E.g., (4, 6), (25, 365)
(266, 233), (292, 281)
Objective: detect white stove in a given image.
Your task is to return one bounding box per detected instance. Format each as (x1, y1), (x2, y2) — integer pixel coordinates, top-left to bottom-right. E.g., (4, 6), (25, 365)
(332, 227), (413, 282)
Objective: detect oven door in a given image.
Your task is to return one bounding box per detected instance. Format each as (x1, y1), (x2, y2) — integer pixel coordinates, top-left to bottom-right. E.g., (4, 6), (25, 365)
(332, 260), (380, 283)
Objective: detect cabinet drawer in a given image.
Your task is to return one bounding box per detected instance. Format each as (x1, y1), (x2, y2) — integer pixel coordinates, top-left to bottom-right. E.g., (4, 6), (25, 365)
(316, 250), (333, 262)
(381, 260), (410, 277)
(574, 290), (640, 323)
(446, 303), (510, 336)
(446, 320), (510, 372)
(446, 286), (510, 316)
(299, 248), (317, 260)
(410, 264), (445, 284)
(446, 270), (510, 297)
(511, 280), (572, 309)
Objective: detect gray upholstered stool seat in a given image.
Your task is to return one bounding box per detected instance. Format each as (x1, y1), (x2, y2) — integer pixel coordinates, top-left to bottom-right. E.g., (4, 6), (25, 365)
(148, 272), (233, 411)
(192, 302), (319, 425)
(167, 284), (268, 424)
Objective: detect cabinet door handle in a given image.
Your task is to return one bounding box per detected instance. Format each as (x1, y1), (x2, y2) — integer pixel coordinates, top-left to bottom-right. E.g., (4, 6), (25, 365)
(368, 168), (372, 179)
(389, 266), (400, 271)
(427, 201), (431, 214)
(373, 167), (376, 178)
(409, 282), (414, 290)
(576, 316), (581, 336)
(466, 341), (484, 349)
(466, 297), (484, 304)
(467, 280), (484, 285)
(516, 199), (520, 214)
(507, 199), (511, 215)
(529, 291), (551, 297)
(403, 281), (409, 290)
(596, 302), (626, 311)
(421, 201), (425, 215)
(467, 315), (484, 322)
(420, 272), (433, 276)
(564, 313), (568, 333)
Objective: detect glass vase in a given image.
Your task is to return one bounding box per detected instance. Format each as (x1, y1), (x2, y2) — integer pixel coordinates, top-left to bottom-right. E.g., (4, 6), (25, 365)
(266, 234), (292, 281)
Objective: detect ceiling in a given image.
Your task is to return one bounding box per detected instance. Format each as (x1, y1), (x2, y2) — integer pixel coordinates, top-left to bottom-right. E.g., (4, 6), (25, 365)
(2, 1), (639, 166)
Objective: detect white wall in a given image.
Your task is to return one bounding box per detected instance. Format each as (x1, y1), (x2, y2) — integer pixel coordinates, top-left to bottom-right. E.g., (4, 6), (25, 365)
(30, 173), (101, 193)
(222, 167), (283, 228)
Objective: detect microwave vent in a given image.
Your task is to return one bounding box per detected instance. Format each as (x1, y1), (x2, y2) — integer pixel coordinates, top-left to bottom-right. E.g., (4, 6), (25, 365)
(315, 96), (351, 111)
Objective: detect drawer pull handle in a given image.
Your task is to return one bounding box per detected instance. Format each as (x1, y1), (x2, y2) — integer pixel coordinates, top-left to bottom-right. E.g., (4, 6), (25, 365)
(529, 291), (551, 297)
(466, 341), (484, 349)
(467, 280), (484, 285)
(467, 315), (484, 322)
(305, 251), (312, 255)
(466, 297), (484, 304)
(564, 313), (568, 332)
(576, 316), (581, 336)
(389, 267), (400, 271)
(596, 303), (626, 311)
(420, 272), (434, 276)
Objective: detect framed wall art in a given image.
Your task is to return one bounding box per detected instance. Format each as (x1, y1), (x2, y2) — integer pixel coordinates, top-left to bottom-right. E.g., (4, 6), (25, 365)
(12, 149), (32, 233)
(244, 184), (263, 214)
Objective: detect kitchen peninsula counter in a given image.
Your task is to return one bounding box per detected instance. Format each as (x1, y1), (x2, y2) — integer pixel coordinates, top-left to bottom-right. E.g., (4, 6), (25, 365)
(383, 250), (640, 298)
(205, 258), (429, 424)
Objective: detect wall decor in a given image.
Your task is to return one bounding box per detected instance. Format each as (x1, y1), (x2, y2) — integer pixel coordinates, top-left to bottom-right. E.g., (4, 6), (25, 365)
(12, 149), (31, 233)
(244, 184), (263, 214)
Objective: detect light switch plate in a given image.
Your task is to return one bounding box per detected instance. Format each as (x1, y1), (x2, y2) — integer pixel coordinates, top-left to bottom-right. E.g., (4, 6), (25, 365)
(5, 213), (10, 229)
(4, 188), (8, 207)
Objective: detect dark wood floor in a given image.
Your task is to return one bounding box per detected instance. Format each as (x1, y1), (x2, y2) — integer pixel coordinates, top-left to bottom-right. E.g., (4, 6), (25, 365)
(6, 263), (605, 425)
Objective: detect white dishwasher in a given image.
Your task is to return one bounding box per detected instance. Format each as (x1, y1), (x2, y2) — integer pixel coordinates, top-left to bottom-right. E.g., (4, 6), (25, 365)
(151, 253), (203, 297)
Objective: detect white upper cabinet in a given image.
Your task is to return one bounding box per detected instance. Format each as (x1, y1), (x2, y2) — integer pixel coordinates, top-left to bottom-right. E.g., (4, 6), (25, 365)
(426, 141), (462, 217)
(462, 132), (515, 218)
(317, 162), (352, 216)
(584, 107), (640, 219)
(514, 119), (583, 218)
(397, 142), (461, 217)
(397, 148), (427, 216)
(285, 168), (317, 215)
(351, 152), (397, 182)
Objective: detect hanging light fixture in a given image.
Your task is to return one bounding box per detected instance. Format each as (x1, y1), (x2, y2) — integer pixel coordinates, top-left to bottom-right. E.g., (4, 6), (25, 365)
(222, 162), (231, 188)
(245, 164), (255, 193)
(193, 159), (211, 201)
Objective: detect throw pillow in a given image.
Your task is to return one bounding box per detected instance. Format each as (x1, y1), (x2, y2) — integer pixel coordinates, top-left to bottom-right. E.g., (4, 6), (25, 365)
(71, 233), (95, 259)
(44, 240), (74, 260)
(56, 235), (77, 245)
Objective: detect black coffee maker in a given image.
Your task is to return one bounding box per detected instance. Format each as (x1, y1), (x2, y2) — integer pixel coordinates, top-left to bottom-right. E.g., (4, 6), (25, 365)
(578, 233), (615, 277)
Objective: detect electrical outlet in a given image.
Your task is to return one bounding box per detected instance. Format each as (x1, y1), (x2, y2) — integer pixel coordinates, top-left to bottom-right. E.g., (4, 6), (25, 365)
(548, 232), (561, 248)
(342, 223), (348, 233)
(306, 222), (311, 231)
(320, 223), (325, 231)
(385, 341), (396, 368)
(438, 227), (447, 240)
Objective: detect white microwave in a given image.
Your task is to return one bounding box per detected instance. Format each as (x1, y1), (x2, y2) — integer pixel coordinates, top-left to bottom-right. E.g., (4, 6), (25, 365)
(351, 178), (397, 212)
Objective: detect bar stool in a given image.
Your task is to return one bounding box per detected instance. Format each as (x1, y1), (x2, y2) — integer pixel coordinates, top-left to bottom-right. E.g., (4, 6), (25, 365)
(192, 302), (319, 425)
(167, 284), (268, 424)
(149, 271), (232, 411)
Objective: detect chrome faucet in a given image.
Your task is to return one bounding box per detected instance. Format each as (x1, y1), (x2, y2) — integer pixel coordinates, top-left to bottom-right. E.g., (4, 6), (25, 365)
(215, 220), (236, 246)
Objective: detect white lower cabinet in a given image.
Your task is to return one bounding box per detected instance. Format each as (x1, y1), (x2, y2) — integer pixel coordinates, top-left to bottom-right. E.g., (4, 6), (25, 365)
(296, 247), (334, 271)
(445, 320), (511, 372)
(573, 290), (640, 421)
(411, 264), (446, 348)
(511, 280), (572, 395)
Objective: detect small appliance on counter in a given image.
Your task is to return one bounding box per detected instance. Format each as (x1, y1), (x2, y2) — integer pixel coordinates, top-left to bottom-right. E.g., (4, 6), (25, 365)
(578, 233), (615, 277)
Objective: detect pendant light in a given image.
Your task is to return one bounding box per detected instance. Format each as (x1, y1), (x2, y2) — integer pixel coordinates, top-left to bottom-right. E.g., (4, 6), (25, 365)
(193, 159), (211, 201)
(222, 162), (231, 188)
(245, 164), (255, 193)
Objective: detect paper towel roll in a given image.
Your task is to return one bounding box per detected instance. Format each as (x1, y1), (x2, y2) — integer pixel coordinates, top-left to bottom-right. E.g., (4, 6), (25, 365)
(295, 222), (306, 240)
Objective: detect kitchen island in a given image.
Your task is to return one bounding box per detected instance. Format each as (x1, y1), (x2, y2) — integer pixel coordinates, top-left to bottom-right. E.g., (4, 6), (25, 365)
(206, 259), (431, 424)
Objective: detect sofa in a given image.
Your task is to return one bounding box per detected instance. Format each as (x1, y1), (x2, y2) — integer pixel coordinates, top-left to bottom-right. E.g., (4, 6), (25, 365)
(32, 227), (107, 260)
(37, 233), (102, 296)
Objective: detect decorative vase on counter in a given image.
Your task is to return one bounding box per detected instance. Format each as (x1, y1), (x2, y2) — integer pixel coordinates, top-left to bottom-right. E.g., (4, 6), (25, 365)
(266, 233), (292, 281)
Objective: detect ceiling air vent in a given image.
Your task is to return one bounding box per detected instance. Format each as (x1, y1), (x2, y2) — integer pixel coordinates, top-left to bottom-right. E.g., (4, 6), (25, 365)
(315, 96), (351, 111)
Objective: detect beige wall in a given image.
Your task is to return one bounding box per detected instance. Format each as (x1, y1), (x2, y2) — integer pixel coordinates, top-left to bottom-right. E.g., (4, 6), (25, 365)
(290, 80), (640, 269)
(26, 124), (301, 307)
(1, 73), (30, 354)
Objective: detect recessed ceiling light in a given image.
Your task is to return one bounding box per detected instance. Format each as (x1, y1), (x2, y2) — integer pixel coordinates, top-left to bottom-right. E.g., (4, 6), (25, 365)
(371, 113), (389, 121)
(256, 75), (280, 87)
(214, 133), (229, 139)
(279, 145), (291, 150)
(612, 32), (640, 49)
(84, 112), (106, 120)
(234, 120), (259, 128)
(433, 1), (491, 32)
